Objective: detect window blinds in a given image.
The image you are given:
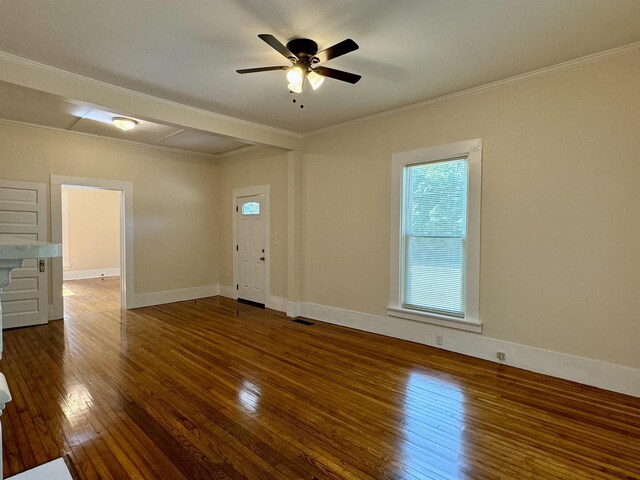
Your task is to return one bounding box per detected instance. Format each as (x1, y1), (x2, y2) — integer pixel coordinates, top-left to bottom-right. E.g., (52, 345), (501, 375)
(403, 158), (468, 318)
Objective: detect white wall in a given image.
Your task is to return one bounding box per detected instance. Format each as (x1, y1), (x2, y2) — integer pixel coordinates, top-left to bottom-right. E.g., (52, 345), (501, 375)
(62, 186), (121, 279)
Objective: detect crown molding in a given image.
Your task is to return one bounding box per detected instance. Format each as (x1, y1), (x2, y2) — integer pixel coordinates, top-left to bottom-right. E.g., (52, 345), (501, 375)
(305, 41), (640, 138)
(0, 51), (303, 150)
(0, 118), (223, 159)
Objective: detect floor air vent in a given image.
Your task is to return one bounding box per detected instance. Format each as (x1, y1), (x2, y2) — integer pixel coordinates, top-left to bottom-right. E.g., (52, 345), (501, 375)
(293, 318), (314, 326)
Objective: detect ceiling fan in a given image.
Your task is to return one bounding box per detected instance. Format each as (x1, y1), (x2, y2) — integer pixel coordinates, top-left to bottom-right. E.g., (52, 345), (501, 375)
(237, 34), (361, 93)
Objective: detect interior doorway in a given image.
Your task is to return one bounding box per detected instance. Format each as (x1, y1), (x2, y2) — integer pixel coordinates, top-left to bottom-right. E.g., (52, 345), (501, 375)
(61, 186), (122, 308)
(62, 186), (121, 282)
(51, 176), (134, 319)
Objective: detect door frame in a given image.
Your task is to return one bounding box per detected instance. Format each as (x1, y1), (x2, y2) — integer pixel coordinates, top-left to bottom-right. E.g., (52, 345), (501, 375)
(232, 185), (270, 305)
(50, 175), (134, 317)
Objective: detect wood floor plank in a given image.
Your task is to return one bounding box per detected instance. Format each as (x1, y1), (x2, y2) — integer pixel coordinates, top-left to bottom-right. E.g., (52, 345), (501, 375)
(0, 277), (638, 479)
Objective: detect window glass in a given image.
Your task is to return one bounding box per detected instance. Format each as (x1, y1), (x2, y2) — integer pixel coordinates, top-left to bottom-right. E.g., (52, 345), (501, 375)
(242, 202), (260, 215)
(403, 158), (468, 317)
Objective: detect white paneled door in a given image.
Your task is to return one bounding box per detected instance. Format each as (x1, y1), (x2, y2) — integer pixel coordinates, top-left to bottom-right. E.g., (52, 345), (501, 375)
(236, 194), (265, 305)
(0, 179), (48, 328)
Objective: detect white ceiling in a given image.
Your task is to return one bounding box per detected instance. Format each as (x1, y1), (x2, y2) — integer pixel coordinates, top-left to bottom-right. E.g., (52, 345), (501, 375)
(0, 80), (250, 155)
(0, 1), (639, 134)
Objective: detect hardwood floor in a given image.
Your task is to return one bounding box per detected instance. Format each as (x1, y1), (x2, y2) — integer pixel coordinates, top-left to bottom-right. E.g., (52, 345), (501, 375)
(1, 278), (638, 479)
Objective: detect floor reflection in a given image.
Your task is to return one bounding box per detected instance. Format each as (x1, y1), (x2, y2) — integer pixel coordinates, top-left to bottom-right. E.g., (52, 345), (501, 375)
(238, 379), (261, 414)
(399, 371), (467, 479)
(62, 278), (121, 446)
(60, 381), (93, 427)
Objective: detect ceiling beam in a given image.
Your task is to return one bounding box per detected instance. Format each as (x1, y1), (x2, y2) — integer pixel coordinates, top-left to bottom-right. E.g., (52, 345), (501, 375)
(0, 51), (303, 151)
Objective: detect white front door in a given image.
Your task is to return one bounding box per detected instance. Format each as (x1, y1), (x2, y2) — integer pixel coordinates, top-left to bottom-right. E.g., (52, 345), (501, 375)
(0, 179), (49, 328)
(236, 195), (266, 304)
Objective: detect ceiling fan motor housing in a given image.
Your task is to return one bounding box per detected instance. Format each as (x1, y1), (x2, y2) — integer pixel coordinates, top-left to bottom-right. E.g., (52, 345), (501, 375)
(286, 38), (318, 65)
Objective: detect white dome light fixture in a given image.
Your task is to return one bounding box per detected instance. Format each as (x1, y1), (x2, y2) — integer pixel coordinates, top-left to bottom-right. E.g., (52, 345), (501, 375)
(112, 117), (138, 132)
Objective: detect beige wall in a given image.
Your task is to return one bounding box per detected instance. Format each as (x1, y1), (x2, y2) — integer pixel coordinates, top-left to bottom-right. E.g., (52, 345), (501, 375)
(0, 48), (637, 375)
(216, 148), (288, 298)
(64, 187), (120, 272)
(303, 50), (640, 369)
(0, 123), (219, 296)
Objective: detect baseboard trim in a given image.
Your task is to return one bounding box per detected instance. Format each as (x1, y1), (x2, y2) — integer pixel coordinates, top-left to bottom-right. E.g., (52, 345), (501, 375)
(300, 302), (640, 398)
(287, 301), (302, 318)
(47, 304), (62, 321)
(63, 268), (120, 281)
(219, 285), (287, 312)
(267, 295), (287, 312)
(132, 284), (219, 309)
(219, 284), (236, 299)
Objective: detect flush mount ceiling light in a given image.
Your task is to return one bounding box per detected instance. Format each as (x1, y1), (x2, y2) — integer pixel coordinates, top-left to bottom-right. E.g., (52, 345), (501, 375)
(112, 117), (138, 132)
(237, 34), (360, 96)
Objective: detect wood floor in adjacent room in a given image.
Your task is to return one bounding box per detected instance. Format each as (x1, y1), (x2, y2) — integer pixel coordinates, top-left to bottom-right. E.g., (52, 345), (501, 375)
(1, 278), (639, 480)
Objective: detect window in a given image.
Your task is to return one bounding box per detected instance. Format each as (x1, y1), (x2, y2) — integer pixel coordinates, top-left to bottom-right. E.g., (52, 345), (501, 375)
(388, 139), (482, 332)
(242, 202), (260, 215)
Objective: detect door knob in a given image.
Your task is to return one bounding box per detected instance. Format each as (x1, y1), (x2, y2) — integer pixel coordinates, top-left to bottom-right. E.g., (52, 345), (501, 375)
(259, 256), (265, 261)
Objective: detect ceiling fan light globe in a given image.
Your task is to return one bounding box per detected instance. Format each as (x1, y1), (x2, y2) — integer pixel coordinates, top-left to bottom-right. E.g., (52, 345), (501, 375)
(288, 82), (303, 94)
(286, 67), (304, 85)
(307, 71), (325, 90)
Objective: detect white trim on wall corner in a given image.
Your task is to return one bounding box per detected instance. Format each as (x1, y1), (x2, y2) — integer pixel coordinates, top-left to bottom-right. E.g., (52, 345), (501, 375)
(63, 268), (120, 281)
(267, 295), (287, 313)
(219, 284), (236, 299)
(299, 301), (640, 398)
(132, 284), (219, 309)
(287, 301), (302, 318)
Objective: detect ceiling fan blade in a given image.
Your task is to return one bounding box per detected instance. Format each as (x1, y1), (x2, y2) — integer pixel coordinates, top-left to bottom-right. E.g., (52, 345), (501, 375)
(313, 66), (361, 84)
(315, 39), (359, 63)
(236, 66), (289, 74)
(258, 34), (296, 60)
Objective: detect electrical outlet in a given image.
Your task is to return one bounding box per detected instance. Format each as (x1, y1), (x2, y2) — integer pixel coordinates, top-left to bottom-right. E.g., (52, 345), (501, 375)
(274, 232), (280, 245)
(496, 351), (506, 361)
(435, 334), (443, 346)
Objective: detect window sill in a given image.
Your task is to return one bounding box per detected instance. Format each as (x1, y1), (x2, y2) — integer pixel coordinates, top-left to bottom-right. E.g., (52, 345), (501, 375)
(386, 306), (482, 333)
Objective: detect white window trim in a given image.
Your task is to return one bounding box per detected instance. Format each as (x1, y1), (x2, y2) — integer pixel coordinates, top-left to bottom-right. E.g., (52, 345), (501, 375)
(388, 139), (482, 333)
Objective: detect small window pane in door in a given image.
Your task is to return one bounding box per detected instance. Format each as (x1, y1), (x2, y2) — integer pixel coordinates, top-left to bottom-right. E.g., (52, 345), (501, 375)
(242, 202), (260, 215)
